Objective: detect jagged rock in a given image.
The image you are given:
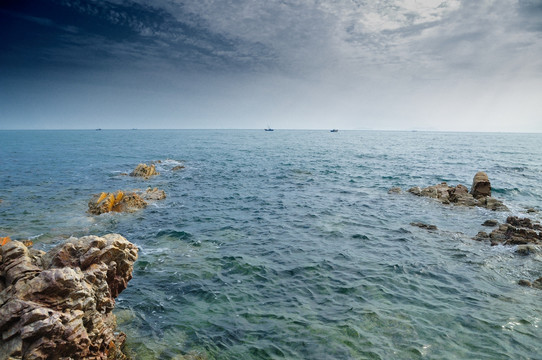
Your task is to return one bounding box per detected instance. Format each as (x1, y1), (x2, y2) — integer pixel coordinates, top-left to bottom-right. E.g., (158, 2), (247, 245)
(478, 216), (542, 246)
(470, 171), (491, 198)
(482, 219), (498, 227)
(88, 188), (166, 215)
(0, 234), (137, 359)
(410, 222), (438, 231)
(129, 163), (159, 179)
(407, 173), (508, 211)
(388, 187), (402, 194)
(88, 191), (147, 215)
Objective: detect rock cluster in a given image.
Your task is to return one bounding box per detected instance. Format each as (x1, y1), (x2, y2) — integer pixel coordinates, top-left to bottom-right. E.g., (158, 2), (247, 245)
(0, 234), (138, 359)
(129, 163), (159, 179)
(405, 172), (508, 211)
(474, 216), (542, 246)
(473, 216), (542, 289)
(88, 188), (166, 215)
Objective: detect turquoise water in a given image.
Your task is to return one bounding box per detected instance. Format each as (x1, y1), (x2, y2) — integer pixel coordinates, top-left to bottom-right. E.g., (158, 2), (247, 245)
(1, 130), (542, 359)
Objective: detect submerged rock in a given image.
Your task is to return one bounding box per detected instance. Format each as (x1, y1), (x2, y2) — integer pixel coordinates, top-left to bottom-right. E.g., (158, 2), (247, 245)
(130, 163), (159, 178)
(141, 187), (166, 201)
(482, 219), (499, 227)
(388, 187), (402, 194)
(172, 165), (185, 171)
(410, 222), (438, 231)
(88, 188), (166, 215)
(519, 277), (542, 290)
(0, 234), (138, 359)
(407, 173), (508, 211)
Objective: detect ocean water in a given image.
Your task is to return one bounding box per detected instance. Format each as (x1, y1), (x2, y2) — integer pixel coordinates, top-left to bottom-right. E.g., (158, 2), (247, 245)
(1, 129), (542, 359)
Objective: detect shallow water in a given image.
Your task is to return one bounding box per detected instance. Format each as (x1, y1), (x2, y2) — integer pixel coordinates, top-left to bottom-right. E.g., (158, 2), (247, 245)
(1, 130), (542, 359)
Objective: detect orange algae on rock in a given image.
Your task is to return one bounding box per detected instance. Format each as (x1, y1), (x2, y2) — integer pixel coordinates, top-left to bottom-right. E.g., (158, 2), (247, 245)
(88, 189), (164, 215)
(1, 236), (11, 246)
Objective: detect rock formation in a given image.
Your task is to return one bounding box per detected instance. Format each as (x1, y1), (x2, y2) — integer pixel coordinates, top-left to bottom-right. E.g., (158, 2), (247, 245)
(470, 171), (491, 198)
(474, 216), (542, 246)
(129, 163), (159, 179)
(403, 172), (508, 211)
(0, 234), (138, 359)
(88, 188), (166, 215)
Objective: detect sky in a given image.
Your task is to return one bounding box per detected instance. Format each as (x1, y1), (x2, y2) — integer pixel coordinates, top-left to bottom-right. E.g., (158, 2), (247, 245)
(1, 0), (541, 131)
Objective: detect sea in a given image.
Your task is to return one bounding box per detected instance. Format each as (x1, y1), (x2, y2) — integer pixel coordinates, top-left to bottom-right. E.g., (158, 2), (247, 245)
(1, 129), (541, 359)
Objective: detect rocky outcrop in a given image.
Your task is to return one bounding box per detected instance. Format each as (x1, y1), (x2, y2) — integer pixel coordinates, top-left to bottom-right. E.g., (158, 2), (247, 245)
(0, 234), (138, 359)
(470, 171), (491, 198)
(403, 172), (508, 211)
(474, 216), (542, 246)
(88, 188), (166, 215)
(129, 163), (159, 179)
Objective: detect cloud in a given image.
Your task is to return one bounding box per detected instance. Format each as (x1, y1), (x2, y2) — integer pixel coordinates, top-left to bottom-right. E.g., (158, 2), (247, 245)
(1, 0), (541, 131)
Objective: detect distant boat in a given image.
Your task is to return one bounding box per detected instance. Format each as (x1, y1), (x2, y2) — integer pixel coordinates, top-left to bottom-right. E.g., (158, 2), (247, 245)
(330, 129), (339, 132)
(96, 128), (102, 131)
(265, 125), (274, 131)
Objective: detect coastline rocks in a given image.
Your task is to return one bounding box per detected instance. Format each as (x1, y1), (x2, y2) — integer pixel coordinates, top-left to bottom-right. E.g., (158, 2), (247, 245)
(404, 172), (508, 211)
(88, 188), (166, 215)
(0, 234), (138, 359)
(474, 216), (542, 246)
(130, 163), (159, 179)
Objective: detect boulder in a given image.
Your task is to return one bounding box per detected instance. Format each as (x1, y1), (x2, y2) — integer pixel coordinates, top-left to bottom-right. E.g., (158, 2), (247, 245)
(0, 234), (138, 359)
(129, 163), (159, 179)
(470, 171), (491, 198)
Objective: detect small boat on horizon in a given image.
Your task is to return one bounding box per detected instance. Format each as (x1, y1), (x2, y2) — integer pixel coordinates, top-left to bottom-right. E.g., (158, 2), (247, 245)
(265, 125), (274, 131)
(330, 129), (339, 132)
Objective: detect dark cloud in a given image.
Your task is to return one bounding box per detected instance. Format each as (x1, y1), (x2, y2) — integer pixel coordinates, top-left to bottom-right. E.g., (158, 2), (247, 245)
(1, 0), (541, 131)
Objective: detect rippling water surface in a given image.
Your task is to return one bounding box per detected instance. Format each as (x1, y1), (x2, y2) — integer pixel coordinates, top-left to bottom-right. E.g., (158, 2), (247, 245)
(1, 130), (542, 359)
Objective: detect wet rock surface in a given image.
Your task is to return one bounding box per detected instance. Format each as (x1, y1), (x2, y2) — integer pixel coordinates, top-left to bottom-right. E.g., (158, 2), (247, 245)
(475, 216), (542, 246)
(88, 189), (166, 215)
(129, 163), (159, 179)
(0, 234), (138, 359)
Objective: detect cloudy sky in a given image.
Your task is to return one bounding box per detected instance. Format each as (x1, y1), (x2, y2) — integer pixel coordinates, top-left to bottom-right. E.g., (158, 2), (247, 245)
(1, 0), (541, 131)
